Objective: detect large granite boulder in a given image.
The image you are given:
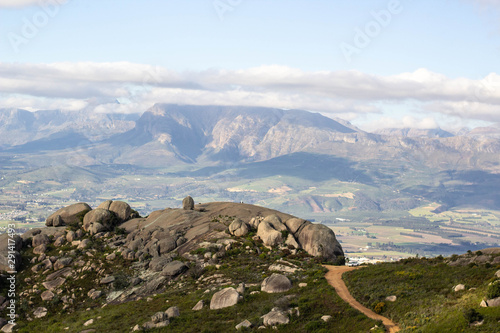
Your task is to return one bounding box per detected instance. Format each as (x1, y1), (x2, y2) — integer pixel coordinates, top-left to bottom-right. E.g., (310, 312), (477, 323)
(257, 221), (283, 247)
(263, 215), (287, 232)
(261, 273), (292, 293)
(45, 202), (91, 227)
(284, 218), (308, 234)
(32, 234), (50, 247)
(109, 201), (132, 222)
(261, 308), (290, 326)
(161, 261), (188, 277)
(83, 208), (117, 233)
(296, 223), (344, 262)
(228, 218), (249, 237)
(182, 196), (195, 210)
(97, 200), (113, 210)
(210, 287), (242, 310)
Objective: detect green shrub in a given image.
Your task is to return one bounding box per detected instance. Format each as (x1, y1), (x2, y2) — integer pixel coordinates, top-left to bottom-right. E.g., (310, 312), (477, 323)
(487, 280), (500, 299)
(304, 320), (325, 331)
(334, 255), (346, 266)
(114, 227), (127, 235)
(463, 308), (483, 323)
(113, 273), (130, 290)
(373, 302), (386, 314)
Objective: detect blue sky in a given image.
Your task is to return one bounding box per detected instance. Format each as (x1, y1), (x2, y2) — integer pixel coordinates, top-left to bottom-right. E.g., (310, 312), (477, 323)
(0, 0), (499, 130)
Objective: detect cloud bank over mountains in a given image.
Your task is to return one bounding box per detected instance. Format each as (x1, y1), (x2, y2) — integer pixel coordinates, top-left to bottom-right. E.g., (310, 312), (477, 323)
(1, 61), (499, 129)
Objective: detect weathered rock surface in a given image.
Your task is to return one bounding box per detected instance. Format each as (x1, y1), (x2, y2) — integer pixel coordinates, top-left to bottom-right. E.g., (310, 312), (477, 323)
(109, 201), (132, 222)
(263, 215), (287, 232)
(261, 308), (290, 326)
(45, 202), (91, 227)
(192, 300), (204, 311)
(228, 218), (250, 237)
(161, 261), (188, 277)
(210, 287), (242, 310)
(235, 320), (252, 330)
(261, 274), (292, 293)
(83, 209), (116, 233)
(482, 297), (500, 307)
(182, 196), (195, 210)
(165, 306), (180, 318)
(296, 223), (344, 262)
(33, 307), (48, 318)
(32, 234), (50, 248)
(284, 218), (308, 234)
(257, 221), (283, 247)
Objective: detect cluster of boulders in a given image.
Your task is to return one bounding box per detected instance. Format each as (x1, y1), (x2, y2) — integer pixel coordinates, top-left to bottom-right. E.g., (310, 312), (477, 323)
(45, 200), (135, 235)
(133, 306), (180, 330)
(0, 196), (347, 332)
(229, 214), (344, 262)
(131, 272), (298, 331)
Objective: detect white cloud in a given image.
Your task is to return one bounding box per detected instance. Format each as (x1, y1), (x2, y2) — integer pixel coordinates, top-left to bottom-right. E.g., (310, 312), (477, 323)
(1, 62), (500, 125)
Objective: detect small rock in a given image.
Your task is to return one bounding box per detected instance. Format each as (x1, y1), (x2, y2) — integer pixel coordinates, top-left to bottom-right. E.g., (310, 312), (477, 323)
(192, 300), (204, 311)
(152, 312), (167, 324)
(210, 287), (242, 310)
(54, 236), (66, 247)
(66, 230), (76, 242)
(161, 261), (188, 278)
(299, 283), (307, 288)
(236, 282), (245, 295)
(83, 319), (94, 326)
(1, 323), (15, 333)
(100, 276), (115, 284)
(235, 319), (252, 330)
(41, 291), (55, 301)
(32, 234), (50, 247)
(261, 309), (289, 326)
(54, 257), (72, 270)
(106, 253), (116, 261)
(321, 315), (332, 322)
(42, 277), (66, 290)
(89, 290), (103, 300)
(261, 274), (292, 293)
(33, 244), (47, 255)
(385, 295), (397, 302)
(165, 306), (180, 318)
(33, 307), (48, 318)
(454, 284), (465, 292)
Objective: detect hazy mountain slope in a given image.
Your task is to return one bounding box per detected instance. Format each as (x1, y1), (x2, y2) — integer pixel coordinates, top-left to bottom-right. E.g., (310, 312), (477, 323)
(375, 127), (454, 138)
(0, 108), (137, 147)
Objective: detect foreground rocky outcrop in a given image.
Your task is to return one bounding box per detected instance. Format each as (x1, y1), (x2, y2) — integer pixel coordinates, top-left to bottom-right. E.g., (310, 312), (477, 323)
(0, 197), (347, 332)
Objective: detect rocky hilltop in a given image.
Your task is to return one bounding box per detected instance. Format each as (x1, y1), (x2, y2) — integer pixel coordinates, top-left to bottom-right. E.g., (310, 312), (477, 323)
(0, 198), (349, 332)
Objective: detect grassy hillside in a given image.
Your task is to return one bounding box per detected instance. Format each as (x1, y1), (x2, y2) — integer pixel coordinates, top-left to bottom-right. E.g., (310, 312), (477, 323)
(344, 254), (500, 332)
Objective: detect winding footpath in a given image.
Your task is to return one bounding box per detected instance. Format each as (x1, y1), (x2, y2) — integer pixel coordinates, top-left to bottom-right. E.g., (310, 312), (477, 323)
(323, 265), (400, 333)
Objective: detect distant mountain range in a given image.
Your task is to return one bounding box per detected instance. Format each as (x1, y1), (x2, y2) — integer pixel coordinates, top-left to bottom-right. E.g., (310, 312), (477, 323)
(1, 104), (499, 170)
(1, 104), (500, 214)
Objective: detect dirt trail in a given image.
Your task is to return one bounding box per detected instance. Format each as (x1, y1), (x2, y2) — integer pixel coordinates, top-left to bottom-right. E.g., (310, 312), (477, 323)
(324, 265), (400, 333)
